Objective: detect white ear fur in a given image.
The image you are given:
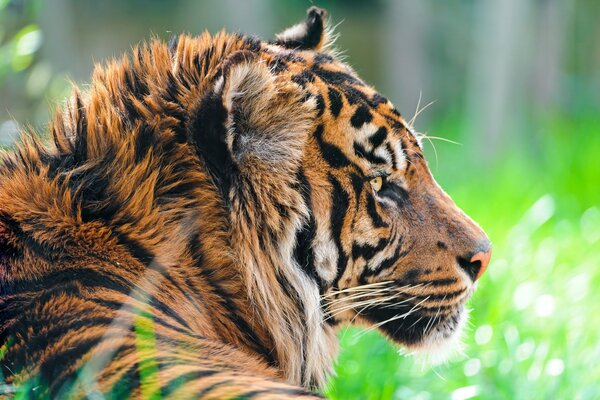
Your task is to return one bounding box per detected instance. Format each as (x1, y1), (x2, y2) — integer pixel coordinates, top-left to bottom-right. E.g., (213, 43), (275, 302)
(274, 7), (332, 51)
(221, 60), (316, 174)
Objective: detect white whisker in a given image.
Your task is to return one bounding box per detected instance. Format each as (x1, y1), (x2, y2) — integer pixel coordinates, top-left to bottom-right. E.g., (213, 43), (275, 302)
(322, 281), (394, 298)
(354, 296), (431, 340)
(324, 286), (394, 304)
(325, 293), (402, 321)
(409, 98), (436, 127)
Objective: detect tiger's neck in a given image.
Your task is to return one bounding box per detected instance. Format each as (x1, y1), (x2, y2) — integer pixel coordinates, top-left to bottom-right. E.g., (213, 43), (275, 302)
(215, 175), (338, 388)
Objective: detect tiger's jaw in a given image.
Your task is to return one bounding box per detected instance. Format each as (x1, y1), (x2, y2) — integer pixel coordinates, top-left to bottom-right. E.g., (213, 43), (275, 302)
(358, 286), (474, 358)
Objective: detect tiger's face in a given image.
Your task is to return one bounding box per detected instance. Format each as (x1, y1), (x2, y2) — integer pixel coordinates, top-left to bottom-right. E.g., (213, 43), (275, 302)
(302, 76), (491, 350)
(263, 8), (491, 352)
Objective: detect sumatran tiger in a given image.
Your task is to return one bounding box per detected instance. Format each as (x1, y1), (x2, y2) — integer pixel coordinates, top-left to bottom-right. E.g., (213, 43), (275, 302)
(0, 7), (491, 399)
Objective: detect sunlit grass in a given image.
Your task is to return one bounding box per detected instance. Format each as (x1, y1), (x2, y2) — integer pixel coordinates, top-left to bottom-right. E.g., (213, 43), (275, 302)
(134, 311), (161, 400)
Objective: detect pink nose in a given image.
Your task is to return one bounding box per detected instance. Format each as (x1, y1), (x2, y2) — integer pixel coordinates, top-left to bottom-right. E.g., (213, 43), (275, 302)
(471, 248), (492, 281)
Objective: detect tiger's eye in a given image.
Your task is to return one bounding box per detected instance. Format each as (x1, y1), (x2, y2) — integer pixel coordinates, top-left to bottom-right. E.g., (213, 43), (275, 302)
(370, 176), (383, 192)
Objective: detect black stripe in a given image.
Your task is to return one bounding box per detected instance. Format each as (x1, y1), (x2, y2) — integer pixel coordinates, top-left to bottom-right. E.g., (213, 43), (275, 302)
(292, 169), (323, 289)
(195, 380), (232, 398)
(349, 172), (364, 206)
(291, 71), (315, 87)
(3, 267), (132, 298)
(314, 124), (352, 169)
(353, 142), (388, 165)
(359, 243), (406, 283)
(243, 35), (262, 53)
(98, 235), (195, 333)
(365, 194), (388, 228)
(109, 361), (142, 399)
(350, 105), (373, 128)
(189, 89), (233, 193)
(311, 65), (363, 87)
(147, 294), (193, 332)
(385, 142), (400, 169)
(379, 183), (409, 206)
(351, 238), (388, 261)
(368, 127), (387, 148)
(314, 52), (334, 64)
(314, 94), (325, 117)
(328, 175), (350, 288)
(163, 369), (219, 397)
(274, 271), (310, 382)
(187, 231), (276, 366)
(371, 93), (388, 106)
(194, 44), (215, 80)
(414, 289), (466, 302)
(73, 94), (88, 162)
(242, 387), (323, 398)
(327, 87), (343, 117)
(44, 339), (133, 393)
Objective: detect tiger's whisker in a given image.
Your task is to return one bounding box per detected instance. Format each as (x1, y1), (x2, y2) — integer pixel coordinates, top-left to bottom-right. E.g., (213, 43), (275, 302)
(378, 296), (417, 309)
(322, 281), (394, 297)
(355, 296), (431, 339)
(324, 287), (395, 304)
(407, 316), (424, 330)
(325, 294), (403, 321)
(324, 283), (424, 304)
(424, 293), (447, 336)
(418, 135), (462, 145)
(409, 99), (436, 127)
(326, 294), (401, 317)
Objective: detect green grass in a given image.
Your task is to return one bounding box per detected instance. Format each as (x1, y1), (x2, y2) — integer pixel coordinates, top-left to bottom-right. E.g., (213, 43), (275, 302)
(325, 114), (600, 399)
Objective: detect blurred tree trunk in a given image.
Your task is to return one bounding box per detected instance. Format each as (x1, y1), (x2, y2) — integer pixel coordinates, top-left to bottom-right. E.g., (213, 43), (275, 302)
(381, 0), (431, 126)
(463, 0), (532, 163)
(39, 0), (81, 79)
(533, 0), (569, 111)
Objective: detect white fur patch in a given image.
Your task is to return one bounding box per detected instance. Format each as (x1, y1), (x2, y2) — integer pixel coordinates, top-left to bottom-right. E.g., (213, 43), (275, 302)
(276, 23), (308, 44)
(313, 229), (338, 283)
(403, 306), (469, 366)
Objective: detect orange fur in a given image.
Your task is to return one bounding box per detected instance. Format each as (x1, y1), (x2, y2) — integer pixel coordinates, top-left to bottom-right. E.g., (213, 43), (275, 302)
(0, 7), (489, 398)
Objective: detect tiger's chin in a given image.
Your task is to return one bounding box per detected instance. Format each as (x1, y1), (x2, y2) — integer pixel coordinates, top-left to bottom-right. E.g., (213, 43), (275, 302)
(364, 304), (469, 366)
(401, 306), (469, 366)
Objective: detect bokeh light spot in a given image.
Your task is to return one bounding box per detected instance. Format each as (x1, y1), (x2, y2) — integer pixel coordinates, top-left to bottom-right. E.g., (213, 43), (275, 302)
(545, 358), (565, 376)
(451, 385), (479, 400)
(464, 358), (481, 377)
(475, 325), (493, 345)
(513, 282), (538, 310)
(534, 294), (556, 317)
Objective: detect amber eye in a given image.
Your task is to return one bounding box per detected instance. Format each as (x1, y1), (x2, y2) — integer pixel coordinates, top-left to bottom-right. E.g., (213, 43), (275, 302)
(369, 176), (383, 192)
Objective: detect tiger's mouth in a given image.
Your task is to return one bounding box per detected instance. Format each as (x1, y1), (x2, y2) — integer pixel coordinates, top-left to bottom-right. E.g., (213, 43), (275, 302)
(355, 283), (474, 353)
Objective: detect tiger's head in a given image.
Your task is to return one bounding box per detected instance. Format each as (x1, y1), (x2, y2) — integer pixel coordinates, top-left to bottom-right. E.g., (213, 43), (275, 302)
(198, 7), (491, 358)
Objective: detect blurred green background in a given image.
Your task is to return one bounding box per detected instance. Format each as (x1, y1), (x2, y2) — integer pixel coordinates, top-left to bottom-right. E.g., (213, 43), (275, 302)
(1, 0), (599, 399)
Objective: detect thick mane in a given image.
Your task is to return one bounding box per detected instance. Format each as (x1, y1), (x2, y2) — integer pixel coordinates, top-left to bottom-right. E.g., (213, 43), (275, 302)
(0, 30), (335, 392)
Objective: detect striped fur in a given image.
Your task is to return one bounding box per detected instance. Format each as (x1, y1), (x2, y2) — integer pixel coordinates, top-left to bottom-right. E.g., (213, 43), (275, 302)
(0, 7), (490, 398)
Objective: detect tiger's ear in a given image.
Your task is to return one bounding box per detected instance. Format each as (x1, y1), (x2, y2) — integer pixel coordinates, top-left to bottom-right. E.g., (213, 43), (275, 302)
(274, 6), (331, 51)
(191, 51), (315, 183)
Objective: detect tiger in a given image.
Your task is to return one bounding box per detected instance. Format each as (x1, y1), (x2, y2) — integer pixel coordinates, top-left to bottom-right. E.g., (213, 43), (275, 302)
(0, 7), (491, 399)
